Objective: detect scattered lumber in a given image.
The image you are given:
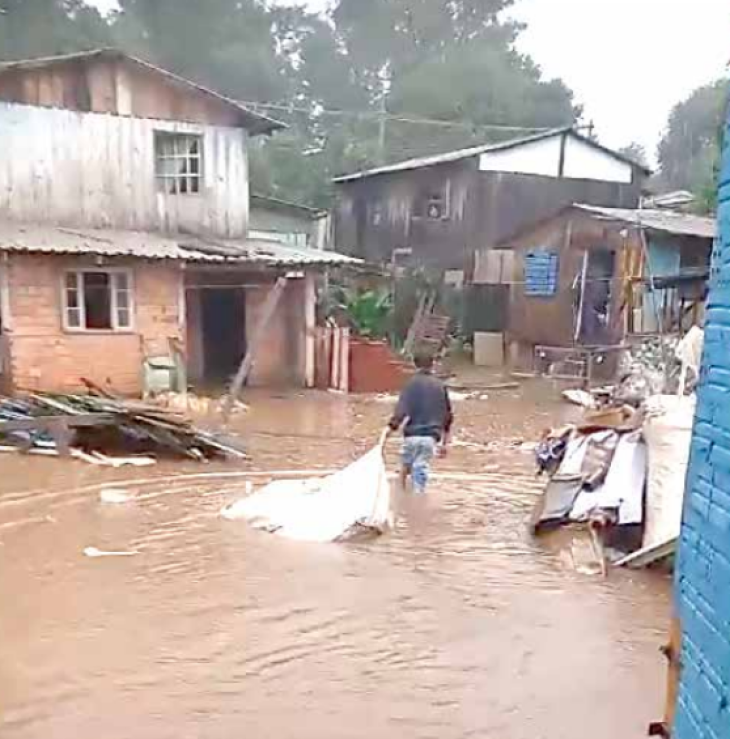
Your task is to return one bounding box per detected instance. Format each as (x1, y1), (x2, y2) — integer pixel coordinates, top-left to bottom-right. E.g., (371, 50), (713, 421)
(0, 391), (247, 462)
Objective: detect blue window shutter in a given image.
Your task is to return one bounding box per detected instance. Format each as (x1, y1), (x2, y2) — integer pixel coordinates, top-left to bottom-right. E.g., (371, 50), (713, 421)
(524, 250), (559, 297)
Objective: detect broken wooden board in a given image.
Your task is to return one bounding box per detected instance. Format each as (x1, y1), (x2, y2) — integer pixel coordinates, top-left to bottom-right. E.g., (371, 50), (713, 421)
(615, 538), (677, 569)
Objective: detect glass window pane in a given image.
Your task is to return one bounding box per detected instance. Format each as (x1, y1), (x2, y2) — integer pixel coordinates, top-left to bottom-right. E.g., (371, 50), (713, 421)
(115, 273), (129, 292)
(83, 272), (112, 329)
(66, 307), (82, 328)
(116, 308), (131, 329)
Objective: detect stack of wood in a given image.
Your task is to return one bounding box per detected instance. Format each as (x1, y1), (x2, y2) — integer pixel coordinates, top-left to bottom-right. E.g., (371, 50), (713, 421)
(0, 391), (247, 462)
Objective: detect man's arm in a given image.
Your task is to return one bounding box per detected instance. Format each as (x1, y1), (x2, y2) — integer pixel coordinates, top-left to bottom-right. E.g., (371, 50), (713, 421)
(440, 387), (454, 452)
(386, 385), (411, 435)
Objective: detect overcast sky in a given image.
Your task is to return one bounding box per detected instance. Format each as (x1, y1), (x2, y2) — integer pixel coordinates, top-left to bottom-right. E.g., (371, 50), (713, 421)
(94, 0), (729, 160)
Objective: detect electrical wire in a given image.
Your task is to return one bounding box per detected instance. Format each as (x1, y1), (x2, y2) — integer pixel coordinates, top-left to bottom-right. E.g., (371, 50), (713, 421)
(240, 99), (571, 134)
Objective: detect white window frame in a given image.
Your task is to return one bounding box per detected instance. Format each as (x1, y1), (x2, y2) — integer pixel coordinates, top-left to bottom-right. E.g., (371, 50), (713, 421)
(154, 131), (204, 195)
(61, 268), (135, 333)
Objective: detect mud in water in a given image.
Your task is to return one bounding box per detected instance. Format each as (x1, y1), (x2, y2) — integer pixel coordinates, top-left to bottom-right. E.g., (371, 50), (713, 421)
(0, 381), (671, 739)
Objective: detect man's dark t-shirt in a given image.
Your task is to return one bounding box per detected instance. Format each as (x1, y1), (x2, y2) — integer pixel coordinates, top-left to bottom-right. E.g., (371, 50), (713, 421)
(388, 371), (454, 441)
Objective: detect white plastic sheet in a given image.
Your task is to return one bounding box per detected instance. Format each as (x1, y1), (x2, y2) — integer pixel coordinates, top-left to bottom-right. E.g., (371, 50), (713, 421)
(569, 432), (647, 524)
(643, 394), (696, 549)
(221, 444), (392, 543)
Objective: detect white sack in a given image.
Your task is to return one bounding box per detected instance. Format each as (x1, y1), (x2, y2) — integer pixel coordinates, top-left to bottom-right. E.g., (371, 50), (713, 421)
(642, 394), (696, 549)
(221, 444), (392, 543)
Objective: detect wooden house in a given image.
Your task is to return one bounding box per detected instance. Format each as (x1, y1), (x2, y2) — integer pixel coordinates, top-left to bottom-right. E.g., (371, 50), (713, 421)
(250, 194), (330, 251)
(0, 49), (357, 395)
(486, 204), (716, 371)
(333, 128), (650, 275)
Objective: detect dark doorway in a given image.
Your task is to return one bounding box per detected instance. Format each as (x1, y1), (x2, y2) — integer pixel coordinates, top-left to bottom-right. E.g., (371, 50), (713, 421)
(201, 289), (246, 383)
(579, 249), (616, 345)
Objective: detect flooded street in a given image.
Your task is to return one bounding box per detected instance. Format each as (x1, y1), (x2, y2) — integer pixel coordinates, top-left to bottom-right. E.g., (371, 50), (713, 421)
(0, 383), (671, 739)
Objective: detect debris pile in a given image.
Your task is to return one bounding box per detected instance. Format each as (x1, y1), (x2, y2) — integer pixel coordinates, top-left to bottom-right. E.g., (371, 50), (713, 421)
(535, 328), (703, 572)
(0, 392), (247, 463)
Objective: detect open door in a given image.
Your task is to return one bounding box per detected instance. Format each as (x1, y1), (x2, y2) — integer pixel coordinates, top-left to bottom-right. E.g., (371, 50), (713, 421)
(200, 288), (246, 384)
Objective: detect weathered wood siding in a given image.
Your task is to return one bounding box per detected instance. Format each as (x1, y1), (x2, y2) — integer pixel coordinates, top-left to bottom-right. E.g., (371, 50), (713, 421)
(334, 158), (642, 269)
(0, 56), (242, 127)
(4, 253), (183, 395)
(0, 102), (249, 237)
(474, 171), (641, 253)
(334, 160), (479, 269)
(503, 210), (625, 348)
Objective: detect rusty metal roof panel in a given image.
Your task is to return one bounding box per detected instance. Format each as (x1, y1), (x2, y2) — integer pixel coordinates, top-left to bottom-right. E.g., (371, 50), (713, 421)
(574, 204), (717, 239)
(0, 222), (360, 268)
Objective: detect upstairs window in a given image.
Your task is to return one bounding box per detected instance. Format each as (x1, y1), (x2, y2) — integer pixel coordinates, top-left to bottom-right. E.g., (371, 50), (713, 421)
(63, 270), (134, 332)
(155, 132), (203, 195)
(414, 183), (450, 220)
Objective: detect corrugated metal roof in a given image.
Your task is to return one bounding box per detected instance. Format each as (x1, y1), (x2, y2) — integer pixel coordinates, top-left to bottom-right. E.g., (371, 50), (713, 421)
(0, 222), (360, 268)
(0, 49), (285, 136)
(333, 127), (651, 183)
(251, 194), (327, 219)
(573, 204), (717, 239)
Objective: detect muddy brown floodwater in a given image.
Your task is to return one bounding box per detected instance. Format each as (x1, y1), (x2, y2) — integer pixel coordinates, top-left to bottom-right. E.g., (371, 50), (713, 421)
(0, 382), (671, 739)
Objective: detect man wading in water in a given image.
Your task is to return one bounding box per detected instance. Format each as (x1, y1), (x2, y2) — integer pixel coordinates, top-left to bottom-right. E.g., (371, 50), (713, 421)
(385, 353), (454, 494)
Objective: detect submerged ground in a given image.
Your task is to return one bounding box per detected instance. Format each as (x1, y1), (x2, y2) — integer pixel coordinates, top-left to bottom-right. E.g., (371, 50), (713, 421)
(0, 381), (670, 739)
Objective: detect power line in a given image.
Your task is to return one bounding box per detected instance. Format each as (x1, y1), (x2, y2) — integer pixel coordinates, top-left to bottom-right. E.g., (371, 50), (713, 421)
(240, 99), (562, 133)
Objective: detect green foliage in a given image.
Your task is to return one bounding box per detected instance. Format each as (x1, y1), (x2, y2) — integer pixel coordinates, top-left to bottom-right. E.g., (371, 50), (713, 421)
(619, 142), (649, 169)
(324, 285), (393, 339)
(0, 0), (110, 58)
(657, 79), (728, 213)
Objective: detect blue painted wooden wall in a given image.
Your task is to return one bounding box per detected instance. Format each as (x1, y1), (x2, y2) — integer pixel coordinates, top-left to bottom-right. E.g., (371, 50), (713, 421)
(674, 108), (730, 739)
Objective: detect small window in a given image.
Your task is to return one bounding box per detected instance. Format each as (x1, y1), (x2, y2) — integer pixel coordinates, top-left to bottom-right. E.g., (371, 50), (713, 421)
(414, 184), (449, 220)
(524, 251), (559, 297)
(63, 271), (134, 332)
(155, 132), (203, 195)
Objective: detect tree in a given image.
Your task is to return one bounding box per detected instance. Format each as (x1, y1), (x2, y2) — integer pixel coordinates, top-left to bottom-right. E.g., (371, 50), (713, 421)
(0, 0), (110, 59)
(657, 79), (728, 212)
(255, 0), (579, 202)
(0, 0), (581, 209)
(111, 0), (288, 102)
(619, 142), (649, 169)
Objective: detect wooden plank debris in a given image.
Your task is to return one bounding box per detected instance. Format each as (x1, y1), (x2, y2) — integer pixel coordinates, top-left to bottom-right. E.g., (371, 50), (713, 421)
(0, 391), (247, 462)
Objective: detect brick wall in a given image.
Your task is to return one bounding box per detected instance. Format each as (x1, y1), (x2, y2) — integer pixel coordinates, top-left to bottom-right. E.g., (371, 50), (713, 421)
(246, 278), (305, 387)
(5, 254), (183, 395)
(674, 114), (730, 739)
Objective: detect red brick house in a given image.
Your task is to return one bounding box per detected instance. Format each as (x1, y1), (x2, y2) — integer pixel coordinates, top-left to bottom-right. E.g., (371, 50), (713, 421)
(0, 50), (356, 395)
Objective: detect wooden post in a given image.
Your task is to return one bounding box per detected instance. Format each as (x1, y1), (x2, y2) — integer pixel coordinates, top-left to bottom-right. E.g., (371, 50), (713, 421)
(221, 276), (288, 419)
(339, 328), (350, 392)
(574, 250), (589, 343)
(650, 616), (682, 738)
(304, 273), (316, 389)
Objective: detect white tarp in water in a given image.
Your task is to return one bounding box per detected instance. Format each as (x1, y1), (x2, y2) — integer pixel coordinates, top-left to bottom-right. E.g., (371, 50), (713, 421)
(220, 444), (392, 543)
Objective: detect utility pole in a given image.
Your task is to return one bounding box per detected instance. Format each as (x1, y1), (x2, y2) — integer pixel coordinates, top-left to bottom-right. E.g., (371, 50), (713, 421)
(377, 90), (387, 165)
(377, 62), (391, 165)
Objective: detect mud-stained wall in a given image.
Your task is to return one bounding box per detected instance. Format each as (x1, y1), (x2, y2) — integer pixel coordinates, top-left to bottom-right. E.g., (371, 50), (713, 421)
(184, 271), (307, 388)
(4, 254), (183, 395)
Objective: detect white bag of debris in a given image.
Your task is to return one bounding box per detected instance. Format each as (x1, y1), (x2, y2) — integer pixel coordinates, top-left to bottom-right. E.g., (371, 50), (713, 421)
(221, 443), (392, 543)
(642, 394), (696, 549)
